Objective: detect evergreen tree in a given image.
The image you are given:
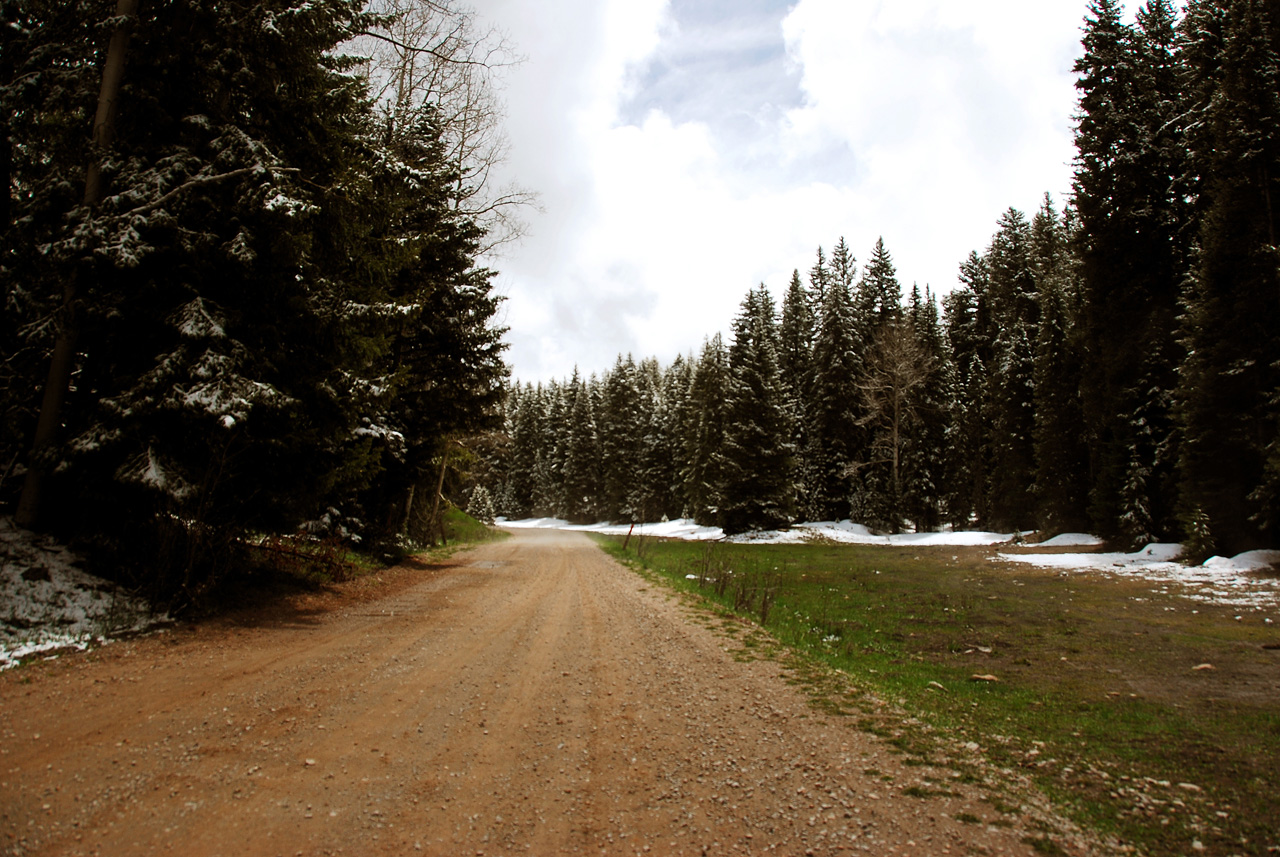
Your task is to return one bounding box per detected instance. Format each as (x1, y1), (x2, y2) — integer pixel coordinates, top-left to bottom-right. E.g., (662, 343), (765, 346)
(1031, 197), (1091, 534)
(653, 355), (694, 519)
(631, 357), (668, 521)
(902, 287), (952, 532)
(3, 0), (509, 597)
(809, 262), (862, 521)
(1178, 0), (1280, 552)
(849, 238), (904, 522)
(983, 209), (1039, 532)
(719, 286), (795, 533)
(807, 246), (831, 312)
(559, 370), (601, 522)
(683, 335), (730, 526)
(1073, 0), (1188, 545)
(778, 269), (816, 517)
(942, 255), (992, 528)
(599, 355), (643, 521)
(537, 381), (570, 517)
(856, 238), (904, 332)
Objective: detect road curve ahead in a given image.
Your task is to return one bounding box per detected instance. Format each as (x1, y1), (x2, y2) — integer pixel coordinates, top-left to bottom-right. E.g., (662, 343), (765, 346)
(2, 528), (1082, 856)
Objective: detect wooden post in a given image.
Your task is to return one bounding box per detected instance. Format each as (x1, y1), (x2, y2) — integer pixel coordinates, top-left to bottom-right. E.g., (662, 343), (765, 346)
(622, 522), (635, 550)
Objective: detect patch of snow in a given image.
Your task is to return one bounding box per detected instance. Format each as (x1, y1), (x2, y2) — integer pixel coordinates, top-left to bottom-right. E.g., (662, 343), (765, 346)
(1000, 543), (1280, 608)
(1202, 550), (1280, 572)
(498, 517), (570, 529)
(1038, 533), (1105, 548)
(1, 518), (166, 670)
(498, 518), (1020, 547)
(1004, 543), (1183, 570)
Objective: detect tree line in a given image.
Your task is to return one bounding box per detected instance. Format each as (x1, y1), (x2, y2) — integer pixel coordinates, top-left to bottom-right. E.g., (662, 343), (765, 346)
(477, 0), (1280, 557)
(1, 0), (512, 602)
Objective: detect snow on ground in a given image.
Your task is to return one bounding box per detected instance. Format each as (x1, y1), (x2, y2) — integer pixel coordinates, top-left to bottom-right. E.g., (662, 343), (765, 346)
(501, 518), (1280, 610)
(1, 517), (164, 670)
(501, 517), (725, 540)
(1037, 532), (1106, 547)
(499, 517), (1022, 546)
(1000, 543), (1280, 609)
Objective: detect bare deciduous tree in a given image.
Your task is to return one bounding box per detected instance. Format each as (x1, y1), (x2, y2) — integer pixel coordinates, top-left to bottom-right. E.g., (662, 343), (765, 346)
(848, 315), (933, 531)
(354, 0), (536, 252)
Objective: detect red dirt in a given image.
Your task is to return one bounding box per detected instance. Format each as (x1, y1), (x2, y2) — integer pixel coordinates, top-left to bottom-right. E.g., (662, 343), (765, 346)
(1, 528), (1094, 856)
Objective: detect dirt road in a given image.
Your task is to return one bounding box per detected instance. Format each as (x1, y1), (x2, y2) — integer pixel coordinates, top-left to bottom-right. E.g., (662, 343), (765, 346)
(2, 529), (1083, 856)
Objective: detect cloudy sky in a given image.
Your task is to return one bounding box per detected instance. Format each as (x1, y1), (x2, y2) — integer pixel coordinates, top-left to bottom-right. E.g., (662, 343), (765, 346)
(469, 0), (1151, 382)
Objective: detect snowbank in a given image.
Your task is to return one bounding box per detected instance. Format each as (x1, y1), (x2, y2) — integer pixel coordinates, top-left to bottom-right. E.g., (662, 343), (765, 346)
(499, 518), (1021, 547)
(499, 518), (724, 540)
(1, 517), (163, 670)
(1003, 542), (1184, 569)
(1036, 533), (1105, 547)
(999, 543), (1280, 609)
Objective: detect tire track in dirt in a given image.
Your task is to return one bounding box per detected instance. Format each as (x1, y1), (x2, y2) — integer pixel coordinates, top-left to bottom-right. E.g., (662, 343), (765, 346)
(1, 528), (1095, 856)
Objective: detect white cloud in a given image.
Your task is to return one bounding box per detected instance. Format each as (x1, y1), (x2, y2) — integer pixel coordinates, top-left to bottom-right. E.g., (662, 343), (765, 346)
(477, 0), (1155, 381)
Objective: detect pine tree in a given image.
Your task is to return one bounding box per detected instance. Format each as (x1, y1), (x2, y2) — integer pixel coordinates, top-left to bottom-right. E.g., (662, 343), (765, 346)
(538, 381), (570, 518)
(942, 255), (992, 528)
(653, 355), (694, 519)
(560, 370), (601, 523)
(778, 269), (816, 517)
(599, 355), (643, 521)
(1073, 0), (1188, 545)
(1178, 0), (1280, 552)
(1031, 197), (1091, 534)
(902, 287), (952, 532)
(3, 0), (510, 596)
(856, 238), (903, 333)
(809, 262), (862, 521)
(631, 357), (667, 521)
(984, 209), (1039, 532)
(848, 238), (905, 522)
(719, 286), (795, 533)
(683, 335), (730, 526)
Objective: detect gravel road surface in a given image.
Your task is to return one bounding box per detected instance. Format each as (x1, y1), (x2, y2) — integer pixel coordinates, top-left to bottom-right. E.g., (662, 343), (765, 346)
(1, 528), (1090, 856)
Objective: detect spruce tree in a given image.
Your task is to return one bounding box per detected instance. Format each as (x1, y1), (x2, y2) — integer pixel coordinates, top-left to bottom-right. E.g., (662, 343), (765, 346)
(683, 335), (730, 526)
(1178, 0), (1280, 552)
(1031, 197), (1091, 534)
(902, 287), (952, 532)
(779, 269), (816, 517)
(719, 286), (795, 533)
(809, 263), (862, 521)
(599, 355), (643, 521)
(942, 255), (992, 528)
(560, 370), (601, 523)
(1073, 0), (1188, 546)
(984, 209), (1039, 532)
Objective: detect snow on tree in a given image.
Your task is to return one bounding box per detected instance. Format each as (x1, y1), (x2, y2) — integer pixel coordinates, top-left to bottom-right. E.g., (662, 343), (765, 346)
(718, 286), (795, 534)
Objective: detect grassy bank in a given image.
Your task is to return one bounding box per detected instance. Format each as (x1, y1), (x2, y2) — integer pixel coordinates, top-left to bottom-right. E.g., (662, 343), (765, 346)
(244, 507), (507, 588)
(597, 535), (1280, 857)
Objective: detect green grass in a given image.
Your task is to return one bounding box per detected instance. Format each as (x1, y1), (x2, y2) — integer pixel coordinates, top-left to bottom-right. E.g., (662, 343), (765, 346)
(437, 506), (508, 548)
(249, 507), (506, 586)
(597, 535), (1280, 857)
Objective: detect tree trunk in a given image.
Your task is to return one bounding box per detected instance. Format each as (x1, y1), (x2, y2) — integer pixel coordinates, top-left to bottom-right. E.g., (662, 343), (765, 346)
(15, 0), (139, 527)
(429, 446), (450, 546)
